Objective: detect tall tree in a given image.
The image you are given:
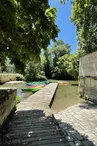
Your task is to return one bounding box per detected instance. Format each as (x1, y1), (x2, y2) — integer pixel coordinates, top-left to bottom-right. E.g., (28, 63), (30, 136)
(25, 61), (47, 81)
(55, 49), (85, 79)
(42, 50), (53, 79)
(71, 0), (97, 53)
(0, 0), (59, 73)
(51, 40), (71, 66)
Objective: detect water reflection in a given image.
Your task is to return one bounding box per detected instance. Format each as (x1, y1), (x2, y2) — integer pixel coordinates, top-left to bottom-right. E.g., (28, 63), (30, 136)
(17, 89), (32, 102)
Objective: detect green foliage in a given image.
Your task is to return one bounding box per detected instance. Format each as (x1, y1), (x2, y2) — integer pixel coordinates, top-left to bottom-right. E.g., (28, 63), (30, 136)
(0, 73), (24, 84)
(25, 61), (46, 81)
(0, 0), (59, 73)
(42, 50), (53, 79)
(16, 74), (24, 81)
(51, 40), (71, 79)
(60, 0), (67, 4)
(16, 96), (21, 104)
(60, 0), (73, 4)
(54, 49), (85, 79)
(35, 74), (47, 81)
(0, 58), (15, 73)
(53, 54), (70, 78)
(51, 40), (71, 67)
(41, 40), (72, 79)
(25, 39), (84, 80)
(71, 0), (97, 53)
(53, 40), (64, 47)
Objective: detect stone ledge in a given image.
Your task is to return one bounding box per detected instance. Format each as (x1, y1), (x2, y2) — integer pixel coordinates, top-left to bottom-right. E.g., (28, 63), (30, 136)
(0, 89), (17, 125)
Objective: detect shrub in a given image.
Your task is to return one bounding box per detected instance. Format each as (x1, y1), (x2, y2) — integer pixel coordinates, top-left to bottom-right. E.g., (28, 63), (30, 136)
(0, 73), (24, 84)
(16, 74), (24, 81)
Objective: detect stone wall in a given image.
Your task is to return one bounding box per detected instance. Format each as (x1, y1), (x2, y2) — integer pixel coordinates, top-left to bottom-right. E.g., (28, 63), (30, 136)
(79, 51), (97, 77)
(79, 51), (97, 103)
(0, 90), (17, 125)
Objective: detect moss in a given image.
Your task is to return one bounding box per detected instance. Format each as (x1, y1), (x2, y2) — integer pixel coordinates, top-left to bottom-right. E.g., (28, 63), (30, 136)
(16, 96), (21, 104)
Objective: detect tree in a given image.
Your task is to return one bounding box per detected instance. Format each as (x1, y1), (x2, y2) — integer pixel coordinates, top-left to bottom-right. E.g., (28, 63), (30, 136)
(41, 50), (53, 79)
(25, 61), (47, 81)
(40, 40), (71, 79)
(55, 49), (85, 79)
(71, 0), (97, 53)
(51, 40), (71, 66)
(52, 54), (70, 79)
(45, 40), (71, 79)
(53, 40), (64, 47)
(0, 0), (59, 73)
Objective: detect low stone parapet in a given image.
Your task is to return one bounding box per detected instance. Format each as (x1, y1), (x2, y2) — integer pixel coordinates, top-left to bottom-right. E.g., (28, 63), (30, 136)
(0, 89), (17, 125)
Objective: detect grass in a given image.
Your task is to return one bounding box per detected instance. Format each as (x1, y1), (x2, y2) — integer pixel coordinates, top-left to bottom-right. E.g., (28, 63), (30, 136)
(51, 80), (85, 112)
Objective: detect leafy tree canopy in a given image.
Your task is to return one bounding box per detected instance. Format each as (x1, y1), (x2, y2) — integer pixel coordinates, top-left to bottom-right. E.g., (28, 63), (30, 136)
(51, 40), (71, 66)
(71, 0), (97, 53)
(41, 40), (71, 79)
(0, 0), (59, 73)
(41, 50), (53, 79)
(25, 61), (47, 81)
(54, 49), (85, 79)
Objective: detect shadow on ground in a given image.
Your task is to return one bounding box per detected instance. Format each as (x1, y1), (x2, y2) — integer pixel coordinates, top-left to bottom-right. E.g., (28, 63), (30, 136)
(71, 84), (78, 86)
(0, 109), (94, 146)
(79, 102), (97, 110)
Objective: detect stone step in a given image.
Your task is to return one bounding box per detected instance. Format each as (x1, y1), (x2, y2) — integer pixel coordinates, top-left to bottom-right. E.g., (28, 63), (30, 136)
(8, 126), (57, 133)
(0, 83), (69, 146)
(6, 134), (65, 143)
(41, 143), (69, 146)
(5, 130), (63, 139)
(13, 113), (46, 119)
(9, 124), (57, 131)
(14, 111), (45, 116)
(9, 121), (56, 129)
(3, 135), (68, 146)
(9, 118), (55, 125)
(6, 129), (63, 136)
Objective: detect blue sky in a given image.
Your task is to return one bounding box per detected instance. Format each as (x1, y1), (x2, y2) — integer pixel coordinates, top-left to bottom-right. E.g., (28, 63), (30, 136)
(49, 0), (77, 53)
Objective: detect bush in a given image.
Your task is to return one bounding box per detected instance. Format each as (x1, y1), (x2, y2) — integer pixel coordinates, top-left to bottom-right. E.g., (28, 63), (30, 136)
(16, 74), (24, 81)
(0, 73), (24, 84)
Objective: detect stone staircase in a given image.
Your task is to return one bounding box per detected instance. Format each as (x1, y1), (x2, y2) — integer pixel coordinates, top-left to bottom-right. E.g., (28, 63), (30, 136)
(0, 83), (69, 146)
(1, 110), (69, 146)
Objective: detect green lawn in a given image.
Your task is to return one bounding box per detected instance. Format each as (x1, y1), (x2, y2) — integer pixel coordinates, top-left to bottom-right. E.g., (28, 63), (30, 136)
(51, 80), (85, 112)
